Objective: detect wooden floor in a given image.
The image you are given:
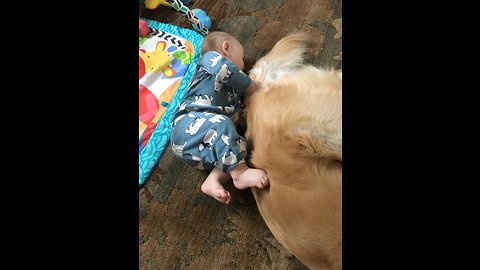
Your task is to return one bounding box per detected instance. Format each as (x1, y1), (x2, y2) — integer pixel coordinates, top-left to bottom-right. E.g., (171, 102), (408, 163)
(139, 0), (342, 269)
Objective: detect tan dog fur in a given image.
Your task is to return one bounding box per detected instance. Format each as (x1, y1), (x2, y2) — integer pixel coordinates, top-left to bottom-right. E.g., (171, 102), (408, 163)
(245, 32), (342, 270)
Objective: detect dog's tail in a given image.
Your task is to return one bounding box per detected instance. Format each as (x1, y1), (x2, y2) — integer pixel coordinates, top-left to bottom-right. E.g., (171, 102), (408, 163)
(249, 31), (312, 86)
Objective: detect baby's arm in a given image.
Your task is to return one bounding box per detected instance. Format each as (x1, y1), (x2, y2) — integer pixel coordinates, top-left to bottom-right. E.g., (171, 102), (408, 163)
(217, 57), (262, 96)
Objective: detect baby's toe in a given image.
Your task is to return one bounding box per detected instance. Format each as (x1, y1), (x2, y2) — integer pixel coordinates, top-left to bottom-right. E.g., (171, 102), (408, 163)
(261, 176), (269, 187)
(221, 191), (231, 204)
(255, 178), (266, 188)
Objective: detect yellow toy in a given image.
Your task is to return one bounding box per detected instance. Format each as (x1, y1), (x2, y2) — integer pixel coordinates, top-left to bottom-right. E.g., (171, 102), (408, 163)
(145, 0), (192, 9)
(145, 0), (171, 9)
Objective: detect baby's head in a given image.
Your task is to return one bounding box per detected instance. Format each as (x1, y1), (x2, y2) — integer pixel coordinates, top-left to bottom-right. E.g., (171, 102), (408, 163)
(201, 31), (246, 70)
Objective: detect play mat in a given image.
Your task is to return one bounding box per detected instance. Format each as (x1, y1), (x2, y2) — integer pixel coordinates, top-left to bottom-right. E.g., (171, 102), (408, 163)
(139, 18), (204, 187)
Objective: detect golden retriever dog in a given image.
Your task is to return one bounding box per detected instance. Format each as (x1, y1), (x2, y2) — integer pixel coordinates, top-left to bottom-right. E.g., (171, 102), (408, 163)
(244, 32), (342, 270)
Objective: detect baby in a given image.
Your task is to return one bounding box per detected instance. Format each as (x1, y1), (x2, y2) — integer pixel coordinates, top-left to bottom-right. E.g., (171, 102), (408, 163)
(170, 31), (269, 204)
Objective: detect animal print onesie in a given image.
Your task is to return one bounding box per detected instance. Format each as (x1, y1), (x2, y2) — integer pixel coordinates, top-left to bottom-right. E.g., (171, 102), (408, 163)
(170, 51), (251, 173)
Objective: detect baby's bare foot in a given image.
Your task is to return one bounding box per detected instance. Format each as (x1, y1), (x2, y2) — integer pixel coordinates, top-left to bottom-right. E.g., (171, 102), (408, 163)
(201, 167), (232, 204)
(201, 183), (231, 204)
(230, 164), (269, 190)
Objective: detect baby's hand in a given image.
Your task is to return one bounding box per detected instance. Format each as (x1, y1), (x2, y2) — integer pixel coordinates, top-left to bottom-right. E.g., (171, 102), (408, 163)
(246, 80), (262, 95)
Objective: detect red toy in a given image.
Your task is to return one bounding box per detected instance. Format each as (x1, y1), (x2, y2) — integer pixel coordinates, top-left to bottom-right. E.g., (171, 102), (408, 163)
(139, 20), (150, 37)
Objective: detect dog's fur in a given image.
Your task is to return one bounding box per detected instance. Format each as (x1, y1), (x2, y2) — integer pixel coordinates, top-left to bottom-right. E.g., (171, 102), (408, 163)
(245, 32), (342, 270)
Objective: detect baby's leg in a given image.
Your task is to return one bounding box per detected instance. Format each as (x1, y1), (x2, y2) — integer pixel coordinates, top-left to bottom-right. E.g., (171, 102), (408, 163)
(201, 166), (232, 204)
(202, 115), (269, 190)
(229, 163), (269, 190)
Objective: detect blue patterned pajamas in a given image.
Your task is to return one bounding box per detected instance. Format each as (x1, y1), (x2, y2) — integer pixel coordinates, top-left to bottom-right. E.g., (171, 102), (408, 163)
(170, 51), (252, 173)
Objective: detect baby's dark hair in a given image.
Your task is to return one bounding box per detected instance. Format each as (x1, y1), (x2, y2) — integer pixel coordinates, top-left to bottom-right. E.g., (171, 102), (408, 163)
(201, 31), (237, 55)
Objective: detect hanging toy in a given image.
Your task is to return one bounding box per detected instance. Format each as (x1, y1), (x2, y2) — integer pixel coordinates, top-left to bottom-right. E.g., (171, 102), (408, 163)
(144, 0), (209, 36)
(191, 8), (211, 33)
